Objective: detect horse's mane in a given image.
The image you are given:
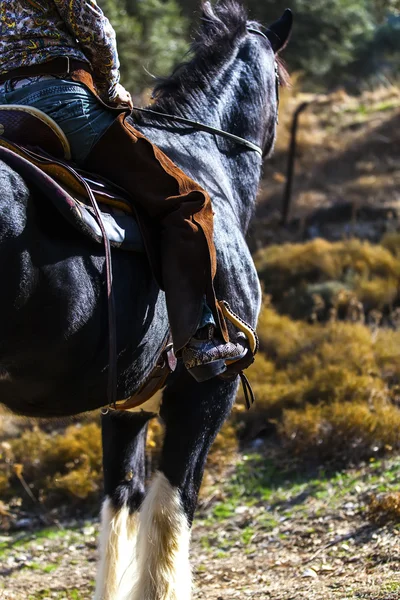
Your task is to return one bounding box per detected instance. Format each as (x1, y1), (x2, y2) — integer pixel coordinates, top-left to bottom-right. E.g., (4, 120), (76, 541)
(151, 0), (289, 113)
(151, 1), (248, 110)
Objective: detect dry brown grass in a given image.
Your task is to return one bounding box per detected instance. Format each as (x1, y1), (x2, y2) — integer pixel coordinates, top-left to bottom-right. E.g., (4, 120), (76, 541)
(382, 232), (400, 257)
(238, 297), (400, 462)
(275, 83), (400, 155)
(367, 492), (400, 525)
(256, 83), (400, 232)
(0, 422), (103, 504)
(279, 400), (400, 462)
(255, 238), (400, 320)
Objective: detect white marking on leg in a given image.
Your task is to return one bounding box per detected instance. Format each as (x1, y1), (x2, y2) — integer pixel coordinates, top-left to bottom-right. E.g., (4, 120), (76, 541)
(94, 497), (138, 600)
(133, 471), (192, 600)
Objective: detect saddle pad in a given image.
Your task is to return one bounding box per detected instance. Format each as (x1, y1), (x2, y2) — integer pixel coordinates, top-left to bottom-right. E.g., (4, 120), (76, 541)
(0, 143), (145, 252)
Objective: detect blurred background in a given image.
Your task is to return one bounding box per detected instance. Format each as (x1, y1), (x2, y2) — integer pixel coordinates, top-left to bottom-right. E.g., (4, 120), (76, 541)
(1, 1), (400, 598)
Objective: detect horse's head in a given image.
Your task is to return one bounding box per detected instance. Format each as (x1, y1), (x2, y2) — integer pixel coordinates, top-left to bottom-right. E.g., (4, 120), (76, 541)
(151, 0), (292, 161)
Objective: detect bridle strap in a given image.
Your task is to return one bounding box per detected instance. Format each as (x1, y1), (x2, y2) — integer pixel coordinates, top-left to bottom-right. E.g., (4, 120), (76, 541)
(132, 106), (263, 157)
(247, 27), (281, 124)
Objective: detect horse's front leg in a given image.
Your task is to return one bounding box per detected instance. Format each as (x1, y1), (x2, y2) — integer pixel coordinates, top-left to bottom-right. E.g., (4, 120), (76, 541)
(132, 371), (238, 600)
(95, 410), (154, 600)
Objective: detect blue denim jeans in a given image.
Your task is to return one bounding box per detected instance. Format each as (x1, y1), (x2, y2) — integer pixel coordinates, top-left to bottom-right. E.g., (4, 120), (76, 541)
(0, 78), (115, 163)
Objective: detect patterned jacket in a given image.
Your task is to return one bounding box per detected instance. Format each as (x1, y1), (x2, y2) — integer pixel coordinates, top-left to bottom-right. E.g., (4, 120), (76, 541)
(0, 0), (120, 99)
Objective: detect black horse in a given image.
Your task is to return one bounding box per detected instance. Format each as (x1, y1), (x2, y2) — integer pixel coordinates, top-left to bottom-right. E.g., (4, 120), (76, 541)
(0, 2), (291, 598)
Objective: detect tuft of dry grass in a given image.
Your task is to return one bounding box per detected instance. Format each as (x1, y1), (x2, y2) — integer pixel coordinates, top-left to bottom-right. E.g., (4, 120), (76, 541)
(382, 232), (400, 258)
(255, 238), (400, 320)
(374, 328), (400, 379)
(237, 299), (400, 462)
(278, 400), (400, 463)
(0, 422), (103, 505)
(367, 492), (400, 525)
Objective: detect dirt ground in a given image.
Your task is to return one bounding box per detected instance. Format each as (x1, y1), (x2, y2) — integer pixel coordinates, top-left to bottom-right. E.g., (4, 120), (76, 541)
(249, 86), (400, 250)
(1, 456), (399, 600)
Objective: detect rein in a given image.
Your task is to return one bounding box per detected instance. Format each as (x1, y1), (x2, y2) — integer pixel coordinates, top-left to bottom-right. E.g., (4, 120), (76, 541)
(132, 106), (264, 157)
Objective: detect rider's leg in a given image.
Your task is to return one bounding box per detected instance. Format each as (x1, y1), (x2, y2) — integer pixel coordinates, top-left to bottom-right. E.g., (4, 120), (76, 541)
(82, 114), (221, 347)
(83, 115), (248, 379)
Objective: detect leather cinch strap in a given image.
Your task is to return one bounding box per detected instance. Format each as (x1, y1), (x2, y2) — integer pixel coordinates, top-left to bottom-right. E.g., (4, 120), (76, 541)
(105, 341), (177, 412)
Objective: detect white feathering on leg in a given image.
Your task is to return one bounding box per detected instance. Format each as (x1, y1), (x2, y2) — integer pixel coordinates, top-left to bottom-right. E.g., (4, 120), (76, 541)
(94, 497), (139, 600)
(133, 472), (192, 600)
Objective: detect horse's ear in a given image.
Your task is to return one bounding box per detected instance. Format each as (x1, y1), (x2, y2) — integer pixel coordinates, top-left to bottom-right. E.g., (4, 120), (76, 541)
(266, 8), (293, 53)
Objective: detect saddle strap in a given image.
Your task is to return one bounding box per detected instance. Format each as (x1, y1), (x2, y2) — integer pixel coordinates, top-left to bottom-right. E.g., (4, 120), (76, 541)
(78, 172), (118, 408)
(240, 372), (256, 410)
(53, 158), (118, 407)
(108, 341), (177, 412)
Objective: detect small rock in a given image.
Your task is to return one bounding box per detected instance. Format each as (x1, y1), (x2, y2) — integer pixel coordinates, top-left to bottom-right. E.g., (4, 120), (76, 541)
(235, 506), (248, 515)
(320, 564), (334, 572)
(15, 518), (33, 529)
(341, 543), (350, 550)
(15, 554), (28, 563)
(302, 568), (318, 578)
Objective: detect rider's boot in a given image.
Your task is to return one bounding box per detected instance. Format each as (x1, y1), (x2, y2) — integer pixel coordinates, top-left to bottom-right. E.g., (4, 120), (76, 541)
(182, 324), (247, 382)
(83, 113), (247, 380)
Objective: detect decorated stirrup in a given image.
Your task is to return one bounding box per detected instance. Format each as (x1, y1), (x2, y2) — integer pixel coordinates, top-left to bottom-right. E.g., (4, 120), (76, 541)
(218, 301), (259, 408)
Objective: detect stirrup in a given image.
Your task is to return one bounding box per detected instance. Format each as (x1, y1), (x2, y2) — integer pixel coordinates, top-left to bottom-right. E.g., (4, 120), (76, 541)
(188, 359), (229, 382)
(219, 301), (259, 356)
(188, 338), (248, 383)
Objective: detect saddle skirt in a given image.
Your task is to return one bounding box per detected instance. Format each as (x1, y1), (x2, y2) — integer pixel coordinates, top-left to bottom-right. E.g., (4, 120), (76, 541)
(0, 104), (144, 252)
(0, 105), (176, 413)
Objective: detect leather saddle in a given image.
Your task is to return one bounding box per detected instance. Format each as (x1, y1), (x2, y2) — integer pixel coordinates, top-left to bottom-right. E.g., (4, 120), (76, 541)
(0, 105), (144, 252)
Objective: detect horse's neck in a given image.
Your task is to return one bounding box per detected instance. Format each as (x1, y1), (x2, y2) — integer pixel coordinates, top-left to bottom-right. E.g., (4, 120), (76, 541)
(136, 100), (262, 325)
(137, 108), (262, 232)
